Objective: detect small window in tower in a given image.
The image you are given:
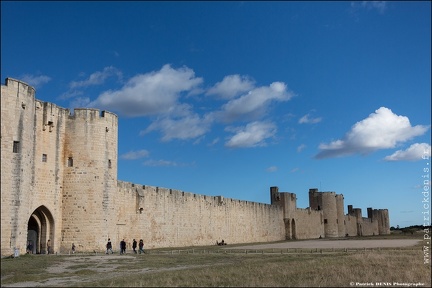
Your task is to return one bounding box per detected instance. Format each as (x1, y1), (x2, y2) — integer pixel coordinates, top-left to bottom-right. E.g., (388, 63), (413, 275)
(324, 219), (328, 224)
(48, 121), (54, 132)
(67, 157), (73, 167)
(336, 219), (338, 224)
(13, 141), (20, 153)
(42, 154), (47, 162)
(108, 159), (112, 168)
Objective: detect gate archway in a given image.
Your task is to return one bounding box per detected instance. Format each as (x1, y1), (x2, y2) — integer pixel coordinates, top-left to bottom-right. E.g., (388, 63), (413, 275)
(291, 219), (296, 240)
(27, 206), (55, 254)
(284, 218), (291, 240)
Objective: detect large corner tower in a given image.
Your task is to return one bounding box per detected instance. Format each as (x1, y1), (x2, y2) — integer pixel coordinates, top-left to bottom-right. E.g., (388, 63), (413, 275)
(61, 108), (118, 251)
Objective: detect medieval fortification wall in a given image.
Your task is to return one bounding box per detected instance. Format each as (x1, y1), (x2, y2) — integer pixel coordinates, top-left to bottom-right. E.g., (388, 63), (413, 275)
(0, 78), (390, 256)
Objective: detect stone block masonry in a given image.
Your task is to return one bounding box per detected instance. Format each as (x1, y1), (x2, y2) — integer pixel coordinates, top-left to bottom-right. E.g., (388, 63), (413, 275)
(0, 78), (390, 256)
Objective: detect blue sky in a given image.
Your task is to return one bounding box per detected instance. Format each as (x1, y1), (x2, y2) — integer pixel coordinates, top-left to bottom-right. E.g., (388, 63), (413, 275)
(1, 1), (430, 228)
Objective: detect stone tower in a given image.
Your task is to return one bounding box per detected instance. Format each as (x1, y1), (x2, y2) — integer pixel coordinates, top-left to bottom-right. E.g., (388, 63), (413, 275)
(1, 77), (391, 255)
(270, 186), (298, 239)
(61, 108), (118, 252)
(336, 194), (346, 237)
(309, 189), (339, 237)
(1, 78), (66, 255)
(367, 208), (390, 235)
(1, 78), (118, 255)
(348, 205), (363, 236)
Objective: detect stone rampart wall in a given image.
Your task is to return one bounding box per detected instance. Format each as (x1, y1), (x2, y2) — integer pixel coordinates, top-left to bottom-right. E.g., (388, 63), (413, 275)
(0, 78), (391, 256)
(344, 215), (358, 236)
(292, 208), (324, 239)
(360, 218), (379, 236)
(114, 181), (285, 250)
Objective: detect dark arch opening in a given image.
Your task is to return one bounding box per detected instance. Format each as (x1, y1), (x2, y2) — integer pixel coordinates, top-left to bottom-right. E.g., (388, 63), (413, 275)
(291, 219), (296, 240)
(284, 218), (291, 240)
(27, 205), (55, 254)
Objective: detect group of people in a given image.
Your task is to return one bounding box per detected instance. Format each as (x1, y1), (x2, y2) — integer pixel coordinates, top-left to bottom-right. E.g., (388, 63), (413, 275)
(216, 239), (227, 246)
(106, 238), (145, 254)
(26, 239), (52, 254)
(132, 239), (145, 254)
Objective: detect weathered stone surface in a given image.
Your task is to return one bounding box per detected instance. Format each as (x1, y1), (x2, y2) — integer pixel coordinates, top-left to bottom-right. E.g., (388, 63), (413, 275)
(1, 78), (390, 256)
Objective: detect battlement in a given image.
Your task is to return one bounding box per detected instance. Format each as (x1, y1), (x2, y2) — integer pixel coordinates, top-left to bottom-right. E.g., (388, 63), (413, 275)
(322, 191), (336, 195)
(0, 77), (391, 255)
(308, 189), (338, 196)
(118, 180), (272, 208)
(68, 108), (118, 121)
(3, 77), (36, 95)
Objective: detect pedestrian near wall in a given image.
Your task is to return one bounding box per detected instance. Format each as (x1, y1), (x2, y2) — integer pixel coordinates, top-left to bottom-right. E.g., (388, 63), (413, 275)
(72, 243), (76, 254)
(138, 239), (145, 254)
(46, 239), (51, 254)
(26, 241), (33, 254)
(106, 238), (113, 254)
(132, 239), (137, 254)
(120, 239), (126, 254)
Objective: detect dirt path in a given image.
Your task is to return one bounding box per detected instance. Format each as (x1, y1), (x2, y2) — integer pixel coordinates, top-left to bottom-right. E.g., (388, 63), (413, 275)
(2, 254), (221, 287)
(2, 239), (422, 287)
(226, 239), (421, 250)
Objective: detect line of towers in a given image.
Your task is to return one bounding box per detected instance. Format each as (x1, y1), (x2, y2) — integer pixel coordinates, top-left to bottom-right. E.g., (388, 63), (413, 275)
(1, 78), (390, 256)
(270, 187), (390, 238)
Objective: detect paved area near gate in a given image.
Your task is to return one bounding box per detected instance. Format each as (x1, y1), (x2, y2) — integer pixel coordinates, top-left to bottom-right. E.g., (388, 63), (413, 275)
(225, 239), (421, 250)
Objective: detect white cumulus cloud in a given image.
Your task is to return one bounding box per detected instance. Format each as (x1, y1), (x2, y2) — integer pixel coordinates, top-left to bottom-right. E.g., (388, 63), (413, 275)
(20, 74), (51, 88)
(142, 112), (212, 142)
(89, 64), (203, 117)
(266, 166), (278, 172)
(206, 74), (255, 99)
(299, 113), (322, 124)
(315, 107), (430, 159)
(120, 149), (150, 160)
(143, 159), (179, 167)
(361, 1), (387, 14)
(69, 66), (122, 88)
(225, 121), (277, 148)
(143, 159), (193, 167)
(351, 1), (388, 14)
(384, 143), (431, 162)
(297, 144), (306, 152)
(218, 82), (294, 123)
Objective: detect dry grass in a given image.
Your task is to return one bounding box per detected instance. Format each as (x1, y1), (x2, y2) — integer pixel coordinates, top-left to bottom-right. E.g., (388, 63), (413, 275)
(1, 239), (430, 287)
(93, 250), (430, 287)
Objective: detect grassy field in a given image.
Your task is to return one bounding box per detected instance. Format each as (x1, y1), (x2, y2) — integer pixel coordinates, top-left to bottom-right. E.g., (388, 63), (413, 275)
(1, 234), (430, 287)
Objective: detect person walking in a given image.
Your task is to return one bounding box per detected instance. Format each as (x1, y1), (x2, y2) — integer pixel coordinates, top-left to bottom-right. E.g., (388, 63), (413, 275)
(46, 239), (51, 254)
(138, 239), (145, 254)
(120, 239), (126, 254)
(106, 238), (113, 254)
(26, 241), (33, 254)
(72, 243), (76, 254)
(132, 239), (137, 254)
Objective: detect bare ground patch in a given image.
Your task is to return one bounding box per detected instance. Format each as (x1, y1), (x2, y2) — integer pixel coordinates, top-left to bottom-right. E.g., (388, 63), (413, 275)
(226, 238), (421, 250)
(1, 238), (426, 287)
(1, 254), (223, 287)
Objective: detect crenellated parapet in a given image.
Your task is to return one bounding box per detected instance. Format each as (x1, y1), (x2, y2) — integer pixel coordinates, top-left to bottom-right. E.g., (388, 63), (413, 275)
(367, 208), (390, 235)
(308, 189), (340, 237)
(3, 77), (36, 98)
(0, 77), (391, 255)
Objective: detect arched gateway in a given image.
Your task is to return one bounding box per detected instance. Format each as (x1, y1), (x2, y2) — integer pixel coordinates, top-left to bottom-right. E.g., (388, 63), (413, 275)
(284, 218), (297, 240)
(27, 206), (55, 254)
